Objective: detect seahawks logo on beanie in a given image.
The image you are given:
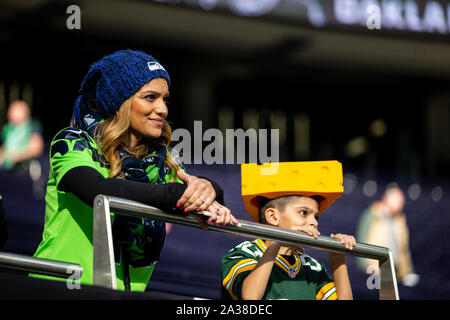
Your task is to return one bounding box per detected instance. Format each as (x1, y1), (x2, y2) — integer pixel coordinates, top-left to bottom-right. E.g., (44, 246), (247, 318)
(148, 61), (166, 72)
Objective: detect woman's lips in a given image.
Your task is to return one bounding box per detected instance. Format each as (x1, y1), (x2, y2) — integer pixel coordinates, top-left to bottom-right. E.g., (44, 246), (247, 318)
(149, 118), (164, 126)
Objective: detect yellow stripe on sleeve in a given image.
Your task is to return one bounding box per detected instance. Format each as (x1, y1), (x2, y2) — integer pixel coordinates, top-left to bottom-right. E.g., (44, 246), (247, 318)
(316, 282), (336, 300)
(222, 258), (257, 300)
(326, 291), (338, 300)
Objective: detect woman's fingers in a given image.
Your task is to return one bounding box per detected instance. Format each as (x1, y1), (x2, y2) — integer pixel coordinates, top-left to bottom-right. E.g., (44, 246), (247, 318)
(176, 170), (190, 184)
(219, 206), (231, 226)
(176, 183), (195, 208)
(206, 204), (219, 224)
(204, 202), (239, 227)
(211, 204), (227, 225)
(182, 189), (204, 212)
(177, 176), (216, 211)
(195, 194), (215, 212)
(222, 206), (239, 226)
(178, 187), (207, 211)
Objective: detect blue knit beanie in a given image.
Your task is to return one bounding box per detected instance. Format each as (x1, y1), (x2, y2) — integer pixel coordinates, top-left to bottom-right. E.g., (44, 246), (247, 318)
(72, 49), (171, 129)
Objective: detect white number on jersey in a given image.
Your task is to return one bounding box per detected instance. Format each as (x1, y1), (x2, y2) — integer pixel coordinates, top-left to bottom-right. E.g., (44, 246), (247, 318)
(234, 241), (263, 259)
(300, 254), (322, 272)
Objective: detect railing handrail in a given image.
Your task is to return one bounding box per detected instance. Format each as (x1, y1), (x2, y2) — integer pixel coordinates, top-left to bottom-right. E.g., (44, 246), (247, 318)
(93, 195), (399, 300)
(0, 251), (83, 279)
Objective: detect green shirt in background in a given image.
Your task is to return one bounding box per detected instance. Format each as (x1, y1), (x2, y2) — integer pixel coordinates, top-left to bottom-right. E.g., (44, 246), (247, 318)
(1, 119), (42, 169)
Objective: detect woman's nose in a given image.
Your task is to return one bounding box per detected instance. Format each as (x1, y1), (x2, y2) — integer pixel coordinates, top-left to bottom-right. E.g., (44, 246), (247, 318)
(155, 99), (168, 118)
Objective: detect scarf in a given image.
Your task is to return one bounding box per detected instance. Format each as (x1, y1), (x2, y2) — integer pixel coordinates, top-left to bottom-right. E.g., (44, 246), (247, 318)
(80, 110), (167, 268)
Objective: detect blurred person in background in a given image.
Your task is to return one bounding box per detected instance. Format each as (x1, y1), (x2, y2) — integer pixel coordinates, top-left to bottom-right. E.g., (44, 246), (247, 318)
(356, 187), (419, 287)
(0, 100), (44, 171)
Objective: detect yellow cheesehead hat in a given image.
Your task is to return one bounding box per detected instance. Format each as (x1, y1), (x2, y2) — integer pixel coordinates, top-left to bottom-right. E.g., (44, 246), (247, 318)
(241, 161), (344, 222)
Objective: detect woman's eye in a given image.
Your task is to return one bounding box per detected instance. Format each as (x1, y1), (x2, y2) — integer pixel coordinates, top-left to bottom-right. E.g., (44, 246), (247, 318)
(145, 94), (156, 100)
(299, 210), (307, 216)
(163, 97), (170, 104)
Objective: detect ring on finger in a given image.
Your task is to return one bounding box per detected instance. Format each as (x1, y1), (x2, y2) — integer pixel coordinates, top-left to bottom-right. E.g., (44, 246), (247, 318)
(200, 195), (205, 203)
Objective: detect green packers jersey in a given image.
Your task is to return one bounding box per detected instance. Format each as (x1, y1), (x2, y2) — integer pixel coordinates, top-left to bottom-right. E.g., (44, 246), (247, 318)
(221, 239), (337, 300)
(32, 127), (180, 291)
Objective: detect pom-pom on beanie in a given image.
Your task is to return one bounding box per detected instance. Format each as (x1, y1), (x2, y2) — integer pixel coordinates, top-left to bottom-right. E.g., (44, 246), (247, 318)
(72, 49), (171, 129)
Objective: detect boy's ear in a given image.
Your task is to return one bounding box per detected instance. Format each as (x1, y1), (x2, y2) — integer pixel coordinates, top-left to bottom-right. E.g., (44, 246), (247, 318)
(265, 208), (280, 227)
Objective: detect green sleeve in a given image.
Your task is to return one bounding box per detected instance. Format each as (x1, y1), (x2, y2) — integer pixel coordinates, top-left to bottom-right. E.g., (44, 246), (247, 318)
(49, 127), (106, 188)
(221, 241), (259, 300)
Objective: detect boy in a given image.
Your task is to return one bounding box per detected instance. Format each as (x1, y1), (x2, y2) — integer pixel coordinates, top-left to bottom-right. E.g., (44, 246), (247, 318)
(221, 194), (355, 300)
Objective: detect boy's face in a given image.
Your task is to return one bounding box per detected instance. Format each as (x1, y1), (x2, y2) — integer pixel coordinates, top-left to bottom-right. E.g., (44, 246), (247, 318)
(276, 196), (320, 231)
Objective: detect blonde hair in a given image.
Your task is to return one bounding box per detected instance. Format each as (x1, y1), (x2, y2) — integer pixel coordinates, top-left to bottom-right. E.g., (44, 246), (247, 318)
(94, 96), (179, 181)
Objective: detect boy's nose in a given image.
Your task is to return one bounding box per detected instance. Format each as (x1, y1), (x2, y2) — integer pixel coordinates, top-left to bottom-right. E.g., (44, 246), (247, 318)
(308, 215), (318, 228)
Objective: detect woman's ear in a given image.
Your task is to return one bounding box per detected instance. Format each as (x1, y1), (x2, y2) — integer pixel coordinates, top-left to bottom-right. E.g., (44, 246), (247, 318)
(265, 208), (280, 227)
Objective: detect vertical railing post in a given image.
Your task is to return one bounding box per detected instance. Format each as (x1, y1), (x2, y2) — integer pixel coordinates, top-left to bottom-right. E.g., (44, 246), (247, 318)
(92, 195), (117, 289)
(379, 251), (399, 300)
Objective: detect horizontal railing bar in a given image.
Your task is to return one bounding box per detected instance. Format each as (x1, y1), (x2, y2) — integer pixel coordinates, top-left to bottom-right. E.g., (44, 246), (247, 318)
(105, 196), (389, 261)
(0, 251), (83, 279)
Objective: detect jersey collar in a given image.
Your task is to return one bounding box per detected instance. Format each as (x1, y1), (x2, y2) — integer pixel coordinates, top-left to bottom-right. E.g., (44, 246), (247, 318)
(253, 238), (302, 278)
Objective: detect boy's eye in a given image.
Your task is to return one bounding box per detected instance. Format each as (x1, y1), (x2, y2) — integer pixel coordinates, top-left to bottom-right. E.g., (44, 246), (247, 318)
(299, 210), (308, 216)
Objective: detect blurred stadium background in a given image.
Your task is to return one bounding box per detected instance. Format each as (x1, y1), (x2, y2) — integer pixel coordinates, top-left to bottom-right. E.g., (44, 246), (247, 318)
(0, 0), (449, 299)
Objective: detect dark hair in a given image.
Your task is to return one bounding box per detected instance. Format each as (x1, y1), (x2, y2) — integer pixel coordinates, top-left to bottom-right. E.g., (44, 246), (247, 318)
(258, 195), (324, 224)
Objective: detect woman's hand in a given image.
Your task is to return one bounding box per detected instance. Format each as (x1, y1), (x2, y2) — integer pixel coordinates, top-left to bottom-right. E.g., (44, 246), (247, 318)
(205, 200), (239, 226)
(189, 201), (239, 231)
(176, 170), (216, 212)
(176, 171), (238, 228)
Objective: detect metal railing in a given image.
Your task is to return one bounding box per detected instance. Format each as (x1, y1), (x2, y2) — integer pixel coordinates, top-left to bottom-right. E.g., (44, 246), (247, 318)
(0, 251), (83, 279)
(93, 194), (399, 300)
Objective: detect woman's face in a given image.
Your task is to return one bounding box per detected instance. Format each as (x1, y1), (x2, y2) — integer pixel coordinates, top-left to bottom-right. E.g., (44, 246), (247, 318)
(129, 78), (169, 145)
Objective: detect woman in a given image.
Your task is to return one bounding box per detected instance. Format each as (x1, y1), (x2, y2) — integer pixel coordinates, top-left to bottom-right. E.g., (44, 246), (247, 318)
(32, 49), (238, 291)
